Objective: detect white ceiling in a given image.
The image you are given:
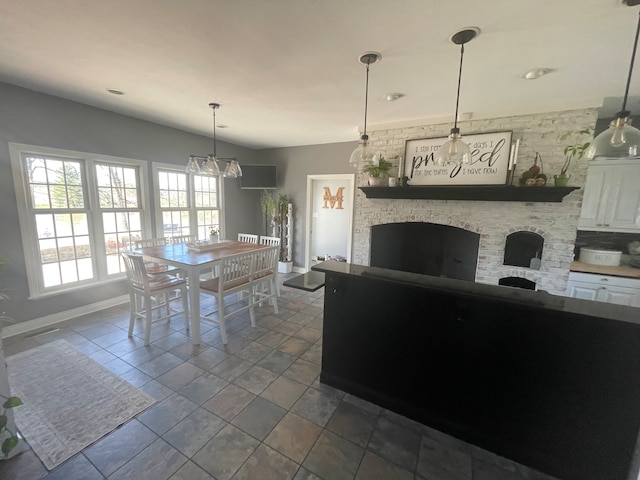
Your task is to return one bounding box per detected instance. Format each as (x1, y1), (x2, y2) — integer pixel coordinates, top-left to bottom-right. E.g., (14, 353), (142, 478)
(1, 0), (639, 149)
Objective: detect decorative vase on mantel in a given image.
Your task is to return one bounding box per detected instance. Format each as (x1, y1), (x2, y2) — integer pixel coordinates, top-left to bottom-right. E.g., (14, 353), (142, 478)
(209, 234), (219, 243)
(553, 174), (570, 187)
(368, 176), (382, 187)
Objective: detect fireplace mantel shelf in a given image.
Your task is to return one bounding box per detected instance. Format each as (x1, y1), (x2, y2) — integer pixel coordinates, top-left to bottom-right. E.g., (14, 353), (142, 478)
(359, 185), (580, 202)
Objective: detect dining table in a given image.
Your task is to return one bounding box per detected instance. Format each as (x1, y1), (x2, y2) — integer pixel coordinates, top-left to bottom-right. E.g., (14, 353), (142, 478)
(134, 240), (269, 345)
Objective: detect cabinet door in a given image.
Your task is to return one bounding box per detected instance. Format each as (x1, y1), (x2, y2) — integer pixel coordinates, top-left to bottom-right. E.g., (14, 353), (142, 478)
(579, 161), (640, 232)
(566, 281), (601, 301)
(604, 164), (640, 230)
(599, 286), (640, 307)
(578, 166), (608, 229)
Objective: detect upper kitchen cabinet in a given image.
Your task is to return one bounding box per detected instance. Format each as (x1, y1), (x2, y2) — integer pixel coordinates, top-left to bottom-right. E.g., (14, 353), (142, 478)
(578, 158), (640, 232)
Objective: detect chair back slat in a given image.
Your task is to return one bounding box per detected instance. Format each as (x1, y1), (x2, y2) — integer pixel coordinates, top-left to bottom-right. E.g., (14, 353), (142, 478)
(259, 236), (281, 247)
(167, 234), (197, 244)
(220, 251), (255, 290)
(134, 238), (168, 248)
(121, 251), (150, 289)
(238, 233), (259, 244)
(255, 246), (279, 278)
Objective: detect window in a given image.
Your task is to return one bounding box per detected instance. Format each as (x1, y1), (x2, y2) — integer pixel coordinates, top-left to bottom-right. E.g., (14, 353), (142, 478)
(10, 144), (150, 297)
(154, 164), (222, 241)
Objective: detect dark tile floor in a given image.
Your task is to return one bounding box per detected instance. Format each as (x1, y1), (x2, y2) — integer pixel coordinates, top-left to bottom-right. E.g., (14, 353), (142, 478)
(0, 276), (558, 480)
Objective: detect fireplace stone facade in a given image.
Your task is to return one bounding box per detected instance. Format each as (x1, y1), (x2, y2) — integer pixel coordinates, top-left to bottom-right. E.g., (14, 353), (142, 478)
(352, 108), (598, 295)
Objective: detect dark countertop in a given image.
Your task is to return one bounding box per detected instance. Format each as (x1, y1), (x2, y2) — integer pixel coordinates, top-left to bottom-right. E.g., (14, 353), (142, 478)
(312, 261), (639, 324)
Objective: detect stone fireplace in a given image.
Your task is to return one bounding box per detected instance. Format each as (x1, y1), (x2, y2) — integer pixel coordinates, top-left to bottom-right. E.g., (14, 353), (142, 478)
(351, 109), (598, 296)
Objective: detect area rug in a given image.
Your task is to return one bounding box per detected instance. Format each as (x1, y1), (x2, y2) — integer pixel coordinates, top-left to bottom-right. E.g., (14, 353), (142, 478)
(6, 339), (156, 470)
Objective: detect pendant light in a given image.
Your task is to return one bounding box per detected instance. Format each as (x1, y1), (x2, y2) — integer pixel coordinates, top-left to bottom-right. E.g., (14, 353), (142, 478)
(349, 52), (382, 168)
(435, 28), (480, 167)
(185, 103), (222, 176)
(587, 9), (640, 159)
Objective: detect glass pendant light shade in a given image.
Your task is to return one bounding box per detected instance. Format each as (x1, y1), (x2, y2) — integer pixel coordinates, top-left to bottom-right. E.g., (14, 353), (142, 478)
(223, 160), (242, 178)
(201, 154), (220, 175)
(185, 155), (201, 174)
(435, 128), (472, 166)
(588, 10), (640, 159)
(586, 115), (640, 159)
(349, 135), (376, 168)
(350, 52), (381, 168)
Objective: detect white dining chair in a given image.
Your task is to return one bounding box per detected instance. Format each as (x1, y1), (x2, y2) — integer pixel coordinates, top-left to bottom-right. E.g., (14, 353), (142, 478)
(121, 251), (189, 345)
(166, 234), (197, 244)
(252, 245), (279, 312)
(133, 238), (179, 275)
(259, 236), (281, 297)
(238, 233), (259, 244)
(199, 251), (257, 344)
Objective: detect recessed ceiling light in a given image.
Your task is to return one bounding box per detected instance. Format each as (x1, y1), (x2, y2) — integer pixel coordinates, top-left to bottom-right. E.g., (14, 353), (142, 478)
(385, 93), (405, 102)
(106, 88), (125, 95)
(521, 68), (549, 80)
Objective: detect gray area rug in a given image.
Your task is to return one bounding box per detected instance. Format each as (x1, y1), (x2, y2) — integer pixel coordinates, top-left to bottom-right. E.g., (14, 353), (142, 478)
(6, 339), (156, 470)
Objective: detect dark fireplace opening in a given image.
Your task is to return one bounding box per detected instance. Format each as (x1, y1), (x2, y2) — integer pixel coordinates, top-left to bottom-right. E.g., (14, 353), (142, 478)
(370, 222), (480, 281)
(499, 277), (536, 290)
(504, 232), (544, 269)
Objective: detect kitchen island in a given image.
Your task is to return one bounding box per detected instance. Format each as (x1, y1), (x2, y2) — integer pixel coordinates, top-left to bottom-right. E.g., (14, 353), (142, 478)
(312, 261), (640, 480)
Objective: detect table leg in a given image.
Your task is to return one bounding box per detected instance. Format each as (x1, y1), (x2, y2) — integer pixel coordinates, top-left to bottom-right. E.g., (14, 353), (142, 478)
(188, 267), (201, 345)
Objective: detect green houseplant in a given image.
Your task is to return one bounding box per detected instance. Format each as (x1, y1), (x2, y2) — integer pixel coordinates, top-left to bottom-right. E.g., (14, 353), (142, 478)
(556, 127), (594, 186)
(362, 156), (393, 186)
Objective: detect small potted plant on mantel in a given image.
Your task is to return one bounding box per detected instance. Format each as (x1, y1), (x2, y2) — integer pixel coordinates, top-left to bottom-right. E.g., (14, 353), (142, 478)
(556, 127), (594, 186)
(362, 156), (393, 186)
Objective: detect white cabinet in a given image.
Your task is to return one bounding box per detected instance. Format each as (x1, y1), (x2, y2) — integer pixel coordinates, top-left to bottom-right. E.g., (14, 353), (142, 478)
(578, 158), (640, 232)
(566, 272), (640, 307)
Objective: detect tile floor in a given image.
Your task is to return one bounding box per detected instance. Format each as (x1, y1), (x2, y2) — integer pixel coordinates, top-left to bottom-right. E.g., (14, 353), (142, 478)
(0, 276), (558, 480)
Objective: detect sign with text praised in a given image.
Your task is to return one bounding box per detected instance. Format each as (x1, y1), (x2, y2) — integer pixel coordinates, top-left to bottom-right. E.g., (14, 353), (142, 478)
(404, 131), (513, 186)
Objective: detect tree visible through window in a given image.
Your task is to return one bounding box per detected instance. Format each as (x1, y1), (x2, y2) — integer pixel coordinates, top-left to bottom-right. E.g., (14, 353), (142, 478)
(11, 145), (150, 296)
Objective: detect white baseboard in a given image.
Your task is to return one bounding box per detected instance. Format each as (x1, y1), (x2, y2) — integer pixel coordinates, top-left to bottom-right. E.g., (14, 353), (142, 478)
(1, 295), (129, 339)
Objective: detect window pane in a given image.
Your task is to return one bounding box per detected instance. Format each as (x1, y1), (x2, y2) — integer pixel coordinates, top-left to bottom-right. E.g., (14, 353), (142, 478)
(42, 263), (61, 288)
(77, 258), (93, 280)
(39, 238), (58, 263)
(60, 260), (79, 283)
(36, 214), (55, 238)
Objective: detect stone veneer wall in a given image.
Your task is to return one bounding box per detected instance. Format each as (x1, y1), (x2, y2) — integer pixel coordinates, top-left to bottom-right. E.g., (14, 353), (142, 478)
(353, 108), (598, 295)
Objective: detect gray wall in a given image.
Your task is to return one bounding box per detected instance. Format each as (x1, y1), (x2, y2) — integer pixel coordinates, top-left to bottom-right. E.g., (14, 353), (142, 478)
(259, 142), (357, 268)
(0, 82), (261, 323)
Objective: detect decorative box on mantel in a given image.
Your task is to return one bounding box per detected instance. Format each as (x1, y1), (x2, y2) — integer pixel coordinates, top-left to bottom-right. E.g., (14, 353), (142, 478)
(359, 185), (579, 202)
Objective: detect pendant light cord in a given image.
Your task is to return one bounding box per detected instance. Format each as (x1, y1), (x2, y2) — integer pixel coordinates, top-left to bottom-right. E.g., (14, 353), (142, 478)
(212, 107), (217, 157)
(363, 62), (370, 137)
(453, 44), (465, 130)
(621, 10), (640, 113)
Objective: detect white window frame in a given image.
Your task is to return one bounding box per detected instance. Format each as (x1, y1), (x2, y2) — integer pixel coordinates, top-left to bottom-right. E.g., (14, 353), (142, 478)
(10, 143), (151, 298)
(152, 163), (225, 240)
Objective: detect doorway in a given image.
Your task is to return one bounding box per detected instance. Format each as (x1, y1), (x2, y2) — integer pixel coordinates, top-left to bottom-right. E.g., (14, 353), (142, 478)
(305, 174), (355, 271)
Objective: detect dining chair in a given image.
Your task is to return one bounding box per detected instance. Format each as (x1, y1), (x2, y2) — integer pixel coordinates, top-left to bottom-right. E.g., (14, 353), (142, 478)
(259, 236), (281, 296)
(166, 234), (197, 244)
(199, 251), (257, 344)
(133, 238), (179, 275)
(238, 233), (259, 244)
(252, 245), (279, 312)
(120, 250), (189, 345)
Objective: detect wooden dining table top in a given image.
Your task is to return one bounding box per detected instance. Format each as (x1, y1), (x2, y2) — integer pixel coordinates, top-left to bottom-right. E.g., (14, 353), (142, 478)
(135, 240), (269, 266)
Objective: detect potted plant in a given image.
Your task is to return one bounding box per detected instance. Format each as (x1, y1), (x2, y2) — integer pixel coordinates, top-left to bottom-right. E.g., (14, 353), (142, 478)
(0, 257), (23, 460)
(276, 194), (293, 273)
(556, 127), (594, 186)
(362, 156), (393, 186)
(209, 227), (219, 243)
(260, 190), (278, 237)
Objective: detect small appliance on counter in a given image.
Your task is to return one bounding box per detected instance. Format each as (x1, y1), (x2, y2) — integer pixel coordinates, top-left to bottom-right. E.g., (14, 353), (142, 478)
(579, 248), (623, 266)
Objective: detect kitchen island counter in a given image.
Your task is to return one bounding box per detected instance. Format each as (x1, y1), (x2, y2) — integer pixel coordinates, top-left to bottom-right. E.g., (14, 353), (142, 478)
(312, 261), (640, 480)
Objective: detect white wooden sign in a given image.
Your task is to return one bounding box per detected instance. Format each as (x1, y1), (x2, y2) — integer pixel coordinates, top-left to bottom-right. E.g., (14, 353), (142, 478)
(403, 131), (513, 186)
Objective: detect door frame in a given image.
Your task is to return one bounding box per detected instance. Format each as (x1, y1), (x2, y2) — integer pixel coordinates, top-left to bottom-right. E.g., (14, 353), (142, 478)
(305, 174), (355, 272)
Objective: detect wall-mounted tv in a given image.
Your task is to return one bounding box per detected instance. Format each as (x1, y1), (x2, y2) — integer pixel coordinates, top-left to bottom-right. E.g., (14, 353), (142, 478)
(239, 164), (278, 189)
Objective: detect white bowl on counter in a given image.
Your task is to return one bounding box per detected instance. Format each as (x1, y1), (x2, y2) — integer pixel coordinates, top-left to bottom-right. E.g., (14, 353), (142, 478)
(579, 248), (622, 266)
